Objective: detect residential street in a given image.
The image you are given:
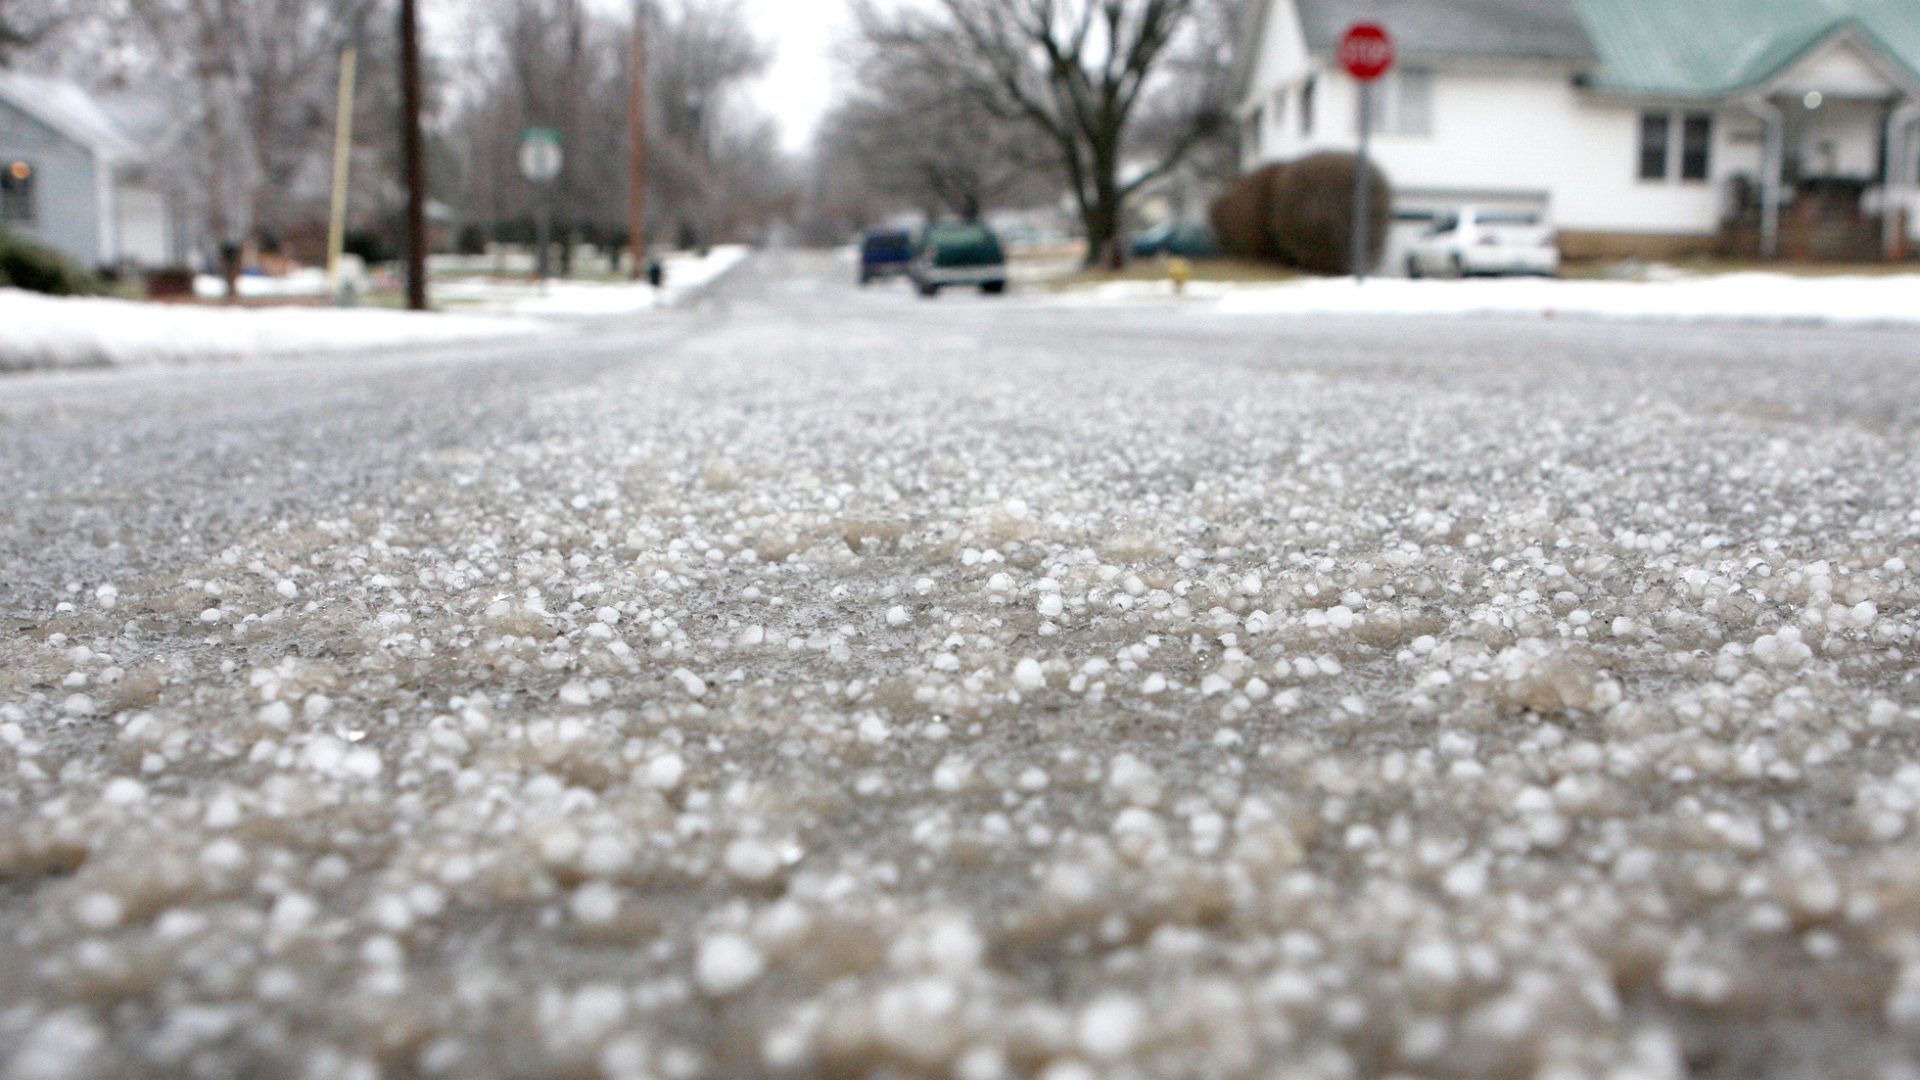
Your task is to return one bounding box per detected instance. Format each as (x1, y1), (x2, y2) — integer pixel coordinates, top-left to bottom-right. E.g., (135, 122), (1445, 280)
(3, 251), (1919, 1079)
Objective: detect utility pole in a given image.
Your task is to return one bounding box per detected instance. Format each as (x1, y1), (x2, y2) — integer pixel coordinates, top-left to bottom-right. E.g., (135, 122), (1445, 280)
(399, 0), (428, 311)
(325, 40), (359, 303)
(628, 0), (649, 281)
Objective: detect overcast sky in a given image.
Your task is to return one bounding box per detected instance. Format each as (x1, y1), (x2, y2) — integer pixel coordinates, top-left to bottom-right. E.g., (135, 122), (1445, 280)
(740, 0), (852, 153)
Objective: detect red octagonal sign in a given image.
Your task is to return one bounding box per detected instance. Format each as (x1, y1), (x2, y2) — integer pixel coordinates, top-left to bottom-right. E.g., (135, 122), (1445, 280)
(1340, 22), (1395, 82)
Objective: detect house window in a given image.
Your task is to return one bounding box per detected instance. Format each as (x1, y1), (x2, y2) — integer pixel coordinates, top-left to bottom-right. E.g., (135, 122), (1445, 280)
(1393, 67), (1433, 136)
(1680, 113), (1713, 181)
(1362, 68), (1433, 137)
(1, 160), (33, 224)
(1639, 113), (1671, 180)
(1301, 76), (1316, 135)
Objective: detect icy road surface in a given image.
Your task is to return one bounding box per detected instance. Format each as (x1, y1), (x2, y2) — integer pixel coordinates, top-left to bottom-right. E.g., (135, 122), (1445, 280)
(2, 252), (1918, 1080)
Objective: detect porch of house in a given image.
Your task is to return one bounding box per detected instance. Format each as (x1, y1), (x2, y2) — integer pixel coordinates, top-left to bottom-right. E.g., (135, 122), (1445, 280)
(1718, 49), (1920, 262)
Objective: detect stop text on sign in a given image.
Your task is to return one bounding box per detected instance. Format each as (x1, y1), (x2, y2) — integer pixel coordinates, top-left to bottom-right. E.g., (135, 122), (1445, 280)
(1340, 23), (1395, 82)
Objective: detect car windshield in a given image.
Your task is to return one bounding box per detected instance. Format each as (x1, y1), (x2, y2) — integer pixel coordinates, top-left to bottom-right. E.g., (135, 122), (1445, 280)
(1479, 213), (1542, 227)
(864, 232), (912, 256)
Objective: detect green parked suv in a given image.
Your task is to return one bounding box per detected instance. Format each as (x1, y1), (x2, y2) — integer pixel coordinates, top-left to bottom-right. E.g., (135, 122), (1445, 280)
(908, 223), (1009, 298)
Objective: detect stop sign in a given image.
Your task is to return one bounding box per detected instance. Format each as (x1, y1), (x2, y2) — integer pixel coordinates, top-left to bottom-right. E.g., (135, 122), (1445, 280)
(1340, 23), (1395, 81)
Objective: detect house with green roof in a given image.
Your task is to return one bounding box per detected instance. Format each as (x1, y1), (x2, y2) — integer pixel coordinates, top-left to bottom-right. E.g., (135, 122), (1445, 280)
(1235, 0), (1920, 264)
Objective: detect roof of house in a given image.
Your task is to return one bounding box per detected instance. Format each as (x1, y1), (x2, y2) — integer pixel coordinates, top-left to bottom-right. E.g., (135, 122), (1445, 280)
(1572, 0), (1920, 95)
(1292, 0), (1601, 63)
(1241, 0), (1920, 99)
(0, 69), (142, 159)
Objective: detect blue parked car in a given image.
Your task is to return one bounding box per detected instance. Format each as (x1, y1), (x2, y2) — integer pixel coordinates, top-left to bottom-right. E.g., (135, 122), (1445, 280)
(859, 229), (915, 285)
(1129, 222), (1220, 260)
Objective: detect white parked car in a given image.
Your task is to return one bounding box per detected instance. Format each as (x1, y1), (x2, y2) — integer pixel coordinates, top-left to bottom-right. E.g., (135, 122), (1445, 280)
(1405, 208), (1560, 278)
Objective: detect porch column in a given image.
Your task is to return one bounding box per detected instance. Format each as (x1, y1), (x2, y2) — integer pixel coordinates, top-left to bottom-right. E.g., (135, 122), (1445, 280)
(1887, 99), (1920, 260)
(1751, 98), (1785, 260)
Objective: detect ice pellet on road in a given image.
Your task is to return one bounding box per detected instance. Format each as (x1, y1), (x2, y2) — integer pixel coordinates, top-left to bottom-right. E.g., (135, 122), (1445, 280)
(0, 262), (1918, 1079)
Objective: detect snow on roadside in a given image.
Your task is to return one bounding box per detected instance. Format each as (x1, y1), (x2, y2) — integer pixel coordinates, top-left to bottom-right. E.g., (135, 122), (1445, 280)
(192, 267), (354, 301)
(0, 290), (543, 374)
(1053, 272), (1920, 326)
(437, 245), (753, 316)
(1, 248), (753, 374)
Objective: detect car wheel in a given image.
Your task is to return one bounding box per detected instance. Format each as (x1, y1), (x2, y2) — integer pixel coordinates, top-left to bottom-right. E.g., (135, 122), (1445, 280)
(918, 283), (940, 299)
(980, 281), (1006, 296)
(1406, 256), (1423, 280)
(1450, 255), (1467, 279)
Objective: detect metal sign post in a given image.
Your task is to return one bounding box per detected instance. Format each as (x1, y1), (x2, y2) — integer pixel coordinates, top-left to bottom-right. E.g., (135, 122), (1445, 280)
(520, 129), (565, 285)
(1339, 23), (1395, 284)
(1352, 81), (1373, 284)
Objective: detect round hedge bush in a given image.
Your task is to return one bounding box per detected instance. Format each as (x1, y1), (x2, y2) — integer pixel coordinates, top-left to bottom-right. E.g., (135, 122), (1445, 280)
(1207, 153), (1393, 274)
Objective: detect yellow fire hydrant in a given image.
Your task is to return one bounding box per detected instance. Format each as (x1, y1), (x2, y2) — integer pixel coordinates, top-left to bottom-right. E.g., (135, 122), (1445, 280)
(1167, 256), (1193, 296)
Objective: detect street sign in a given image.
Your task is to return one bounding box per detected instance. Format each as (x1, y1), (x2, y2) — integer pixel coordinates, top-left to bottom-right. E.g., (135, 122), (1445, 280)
(1342, 23), (1394, 285)
(519, 128), (564, 184)
(520, 129), (564, 284)
(1340, 23), (1395, 82)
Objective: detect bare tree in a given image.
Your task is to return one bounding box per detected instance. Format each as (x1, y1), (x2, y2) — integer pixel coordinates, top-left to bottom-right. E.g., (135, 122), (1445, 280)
(444, 0), (774, 260)
(0, 0), (76, 65)
(645, 0), (771, 248)
(97, 0), (382, 276)
(819, 31), (1051, 224)
(491, 0), (615, 271)
(858, 0), (1236, 267)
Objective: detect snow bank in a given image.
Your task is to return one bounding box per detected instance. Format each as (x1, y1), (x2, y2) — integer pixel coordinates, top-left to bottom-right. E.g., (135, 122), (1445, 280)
(192, 266), (368, 300)
(437, 245), (753, 315)
(0, 290), (544, 373)
(1058, 272), (1920, 326)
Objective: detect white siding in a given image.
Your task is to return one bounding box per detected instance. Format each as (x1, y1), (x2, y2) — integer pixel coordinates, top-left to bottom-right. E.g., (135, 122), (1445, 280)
(1253, 61), (1763, 235)
(1775, 37), (1902, 99)
(1238, 0), (1312, 170)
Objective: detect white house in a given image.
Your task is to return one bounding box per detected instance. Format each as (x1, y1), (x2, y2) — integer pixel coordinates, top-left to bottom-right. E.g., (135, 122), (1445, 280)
(0, 70), (190, 270)
(1236, 0), (1920, 262)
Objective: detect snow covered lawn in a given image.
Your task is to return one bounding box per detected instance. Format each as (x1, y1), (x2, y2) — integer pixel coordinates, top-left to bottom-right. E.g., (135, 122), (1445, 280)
(1, 248), (751, 373)
(0, 289), (545, 373)
(1054, 270), (1920, 326)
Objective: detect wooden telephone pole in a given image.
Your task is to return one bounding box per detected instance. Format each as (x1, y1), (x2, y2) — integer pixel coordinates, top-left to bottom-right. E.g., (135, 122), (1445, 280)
(628, 0), (649, 281)
(399, 0), (428, 310)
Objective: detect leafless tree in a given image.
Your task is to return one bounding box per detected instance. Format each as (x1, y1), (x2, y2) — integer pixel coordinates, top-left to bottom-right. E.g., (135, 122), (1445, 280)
(95, 0), (383, 274)
(444, 0), (776, 260)
(818, 30), (1052, 224)
(645, 0), (772, 248)
(1132, 0), (1248, 190)
(0, 0), (68, 65)
(857, 0), (1239, 267)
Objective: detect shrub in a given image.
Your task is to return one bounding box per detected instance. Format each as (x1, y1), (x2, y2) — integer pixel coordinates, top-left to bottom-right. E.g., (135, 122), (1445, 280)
(1209, 164), (1286, 260)
(1207, 152), (1393, 274)
(0, 231), (99, 296)
(1267, 152), (1393, 275)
